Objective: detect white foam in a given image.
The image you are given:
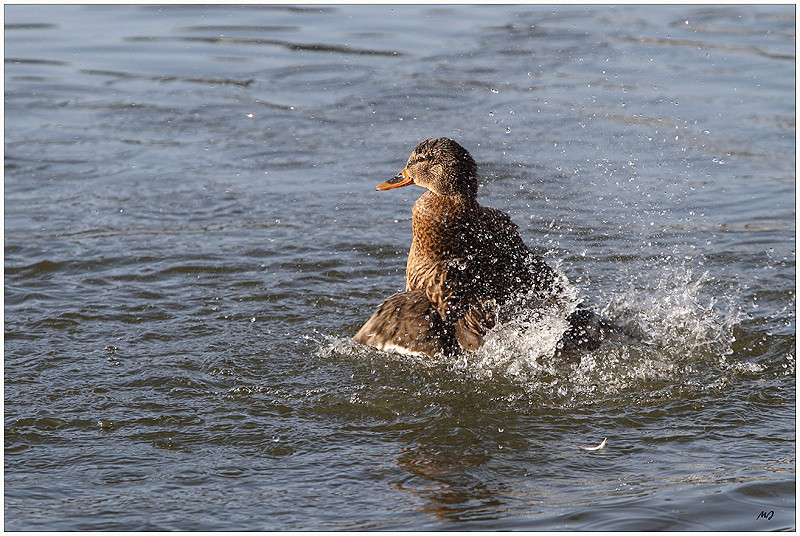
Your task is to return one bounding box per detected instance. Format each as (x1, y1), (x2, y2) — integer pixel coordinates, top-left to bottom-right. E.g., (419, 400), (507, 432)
(322, 261), (744, 403)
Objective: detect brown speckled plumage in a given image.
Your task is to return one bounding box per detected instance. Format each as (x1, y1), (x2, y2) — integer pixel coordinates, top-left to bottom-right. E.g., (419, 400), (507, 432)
(354, 137), (608, 357)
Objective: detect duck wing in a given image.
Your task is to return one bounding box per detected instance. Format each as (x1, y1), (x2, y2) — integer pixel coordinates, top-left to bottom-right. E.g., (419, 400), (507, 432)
(405, 205), (555, 351)
(353, 290), (458, 358)
(476, 206), (558, 296)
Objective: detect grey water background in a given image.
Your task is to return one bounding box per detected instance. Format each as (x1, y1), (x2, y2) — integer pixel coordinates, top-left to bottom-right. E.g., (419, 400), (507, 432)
(4, 4), (795, 530)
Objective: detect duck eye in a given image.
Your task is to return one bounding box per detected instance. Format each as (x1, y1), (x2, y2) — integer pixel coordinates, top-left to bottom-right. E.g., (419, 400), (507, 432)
(415, 155), (426, 163)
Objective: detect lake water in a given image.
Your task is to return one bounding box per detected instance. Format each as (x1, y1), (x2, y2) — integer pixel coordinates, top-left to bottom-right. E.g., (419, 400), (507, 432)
(4, 4), (795, 530)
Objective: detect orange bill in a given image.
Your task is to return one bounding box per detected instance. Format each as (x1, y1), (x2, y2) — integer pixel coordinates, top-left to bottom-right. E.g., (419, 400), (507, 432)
(376, 168), (414, 191)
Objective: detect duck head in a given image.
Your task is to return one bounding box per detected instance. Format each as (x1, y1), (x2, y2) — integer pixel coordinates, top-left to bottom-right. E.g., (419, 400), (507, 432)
(377, 137), (478, 199)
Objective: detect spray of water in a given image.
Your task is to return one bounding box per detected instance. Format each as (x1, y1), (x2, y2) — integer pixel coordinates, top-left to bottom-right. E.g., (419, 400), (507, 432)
(322, 259), (743, 404)
(453, 260), (742, 402)
(605, 264), (740, 359)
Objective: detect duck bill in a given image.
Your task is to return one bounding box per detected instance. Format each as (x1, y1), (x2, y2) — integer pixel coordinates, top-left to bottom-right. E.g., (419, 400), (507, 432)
(376, 168), (414, 191)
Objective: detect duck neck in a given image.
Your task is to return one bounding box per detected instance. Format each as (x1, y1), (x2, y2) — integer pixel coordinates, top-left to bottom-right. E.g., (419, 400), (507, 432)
(415, 190), (477, 214)
(410, 191), (478, 258)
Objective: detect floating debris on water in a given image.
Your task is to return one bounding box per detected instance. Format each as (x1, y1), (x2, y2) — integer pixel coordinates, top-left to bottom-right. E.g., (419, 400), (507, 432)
(580, 438), (607, 451)
(97, 420), (115, 430)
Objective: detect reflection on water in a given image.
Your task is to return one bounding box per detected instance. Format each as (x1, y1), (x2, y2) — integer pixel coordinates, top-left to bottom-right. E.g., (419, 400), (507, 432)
(396, 443), (496, 521)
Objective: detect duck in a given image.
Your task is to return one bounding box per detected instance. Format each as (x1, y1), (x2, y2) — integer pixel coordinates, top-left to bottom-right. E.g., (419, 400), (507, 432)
(354, 137), (613, 358)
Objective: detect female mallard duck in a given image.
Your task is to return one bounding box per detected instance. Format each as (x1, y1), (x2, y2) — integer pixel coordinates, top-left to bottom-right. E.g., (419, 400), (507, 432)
(354, 137), (611, 358)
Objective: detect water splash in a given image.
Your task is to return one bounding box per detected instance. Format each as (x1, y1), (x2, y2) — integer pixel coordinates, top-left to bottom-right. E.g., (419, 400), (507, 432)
(324, 261), (743, 404)
(453, 261), (743, 402)
(604, 264), (740, 360)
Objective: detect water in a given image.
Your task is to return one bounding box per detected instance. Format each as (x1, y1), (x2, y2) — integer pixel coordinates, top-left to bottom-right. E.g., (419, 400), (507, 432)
(4, 4), (795, 530)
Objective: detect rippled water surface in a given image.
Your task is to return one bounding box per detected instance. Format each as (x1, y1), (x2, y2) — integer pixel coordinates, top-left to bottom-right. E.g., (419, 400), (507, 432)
(5, 4), (795, 530)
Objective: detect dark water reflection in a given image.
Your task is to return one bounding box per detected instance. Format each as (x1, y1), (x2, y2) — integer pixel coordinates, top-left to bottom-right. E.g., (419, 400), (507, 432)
(5, 4), (795, 531)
